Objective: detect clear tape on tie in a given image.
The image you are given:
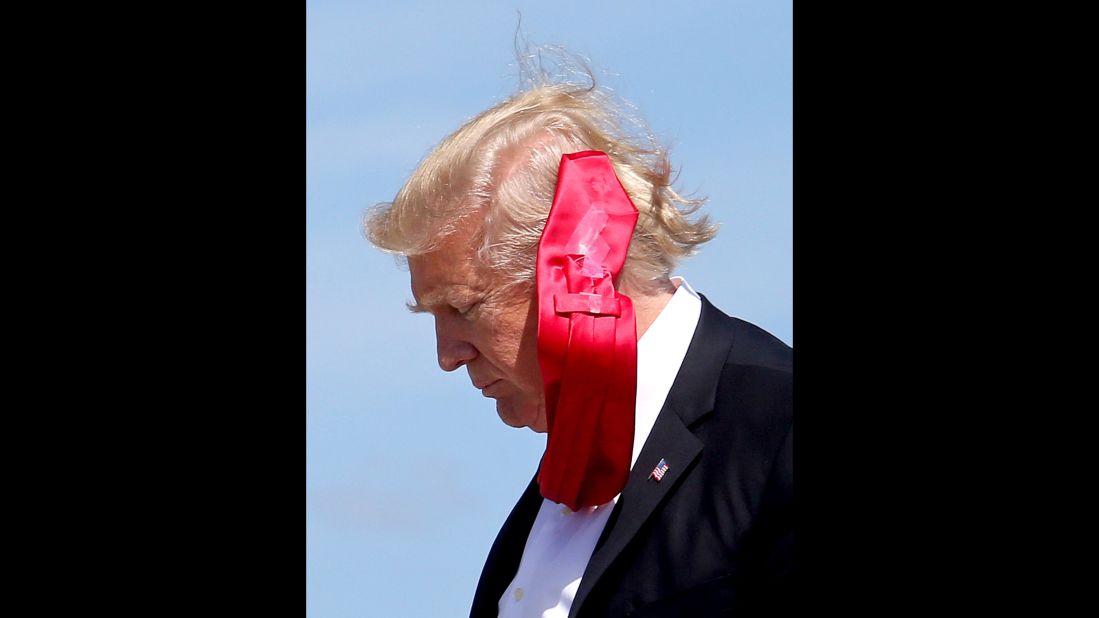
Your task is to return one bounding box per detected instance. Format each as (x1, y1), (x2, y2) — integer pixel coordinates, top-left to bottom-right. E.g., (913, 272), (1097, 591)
(565, 206), (610, 277)
(553, 292), (621, 317)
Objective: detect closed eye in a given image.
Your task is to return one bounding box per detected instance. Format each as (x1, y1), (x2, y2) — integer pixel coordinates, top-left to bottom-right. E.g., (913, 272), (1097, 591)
(456, 301), (480, 317)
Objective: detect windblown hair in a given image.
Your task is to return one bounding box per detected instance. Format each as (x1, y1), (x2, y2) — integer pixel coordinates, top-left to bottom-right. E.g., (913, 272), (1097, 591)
(365, 50), (717, 297)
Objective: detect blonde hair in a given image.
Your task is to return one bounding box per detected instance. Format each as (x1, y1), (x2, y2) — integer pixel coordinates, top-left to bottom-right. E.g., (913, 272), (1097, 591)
(365, 51), (717, 296)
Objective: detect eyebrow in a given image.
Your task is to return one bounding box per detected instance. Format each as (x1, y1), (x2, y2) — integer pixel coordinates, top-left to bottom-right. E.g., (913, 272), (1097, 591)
(406, 287), (471, 314)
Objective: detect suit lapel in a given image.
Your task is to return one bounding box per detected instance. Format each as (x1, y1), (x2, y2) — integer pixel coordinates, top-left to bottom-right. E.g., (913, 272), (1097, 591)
(568, 295), (737, 617)
(568, 405), (703, 617)
(469, 473), (544, 617)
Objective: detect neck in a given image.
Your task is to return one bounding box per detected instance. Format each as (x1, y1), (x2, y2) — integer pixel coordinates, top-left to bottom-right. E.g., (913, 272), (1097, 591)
(631, 279), (678, 340)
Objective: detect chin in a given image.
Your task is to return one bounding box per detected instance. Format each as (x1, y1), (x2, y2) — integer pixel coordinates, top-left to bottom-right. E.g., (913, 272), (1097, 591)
(496, 400), (547, 433)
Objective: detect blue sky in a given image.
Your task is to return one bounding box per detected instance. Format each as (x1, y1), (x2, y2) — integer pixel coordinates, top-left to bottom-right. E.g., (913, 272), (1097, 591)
(307, 1), (791, 615)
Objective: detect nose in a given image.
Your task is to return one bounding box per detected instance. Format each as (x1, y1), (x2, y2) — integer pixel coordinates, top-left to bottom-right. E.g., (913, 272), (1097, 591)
(435, 316), (478, 372)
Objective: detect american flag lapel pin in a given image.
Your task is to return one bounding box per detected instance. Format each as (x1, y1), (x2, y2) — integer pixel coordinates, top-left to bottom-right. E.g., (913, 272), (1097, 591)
(648, 458), (670, 482)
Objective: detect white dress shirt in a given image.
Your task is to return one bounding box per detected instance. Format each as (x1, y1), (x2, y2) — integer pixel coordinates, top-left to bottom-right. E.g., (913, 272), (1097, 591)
(497, 278), (702, 618)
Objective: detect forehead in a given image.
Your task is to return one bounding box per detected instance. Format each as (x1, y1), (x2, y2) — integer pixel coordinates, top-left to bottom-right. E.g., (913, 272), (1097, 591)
(407, 230), (488, 307)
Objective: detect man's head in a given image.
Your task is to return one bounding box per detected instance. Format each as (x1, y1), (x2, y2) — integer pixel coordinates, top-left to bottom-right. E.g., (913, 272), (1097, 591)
(365, 65), (716, 430)
(403, 213), (547, 431)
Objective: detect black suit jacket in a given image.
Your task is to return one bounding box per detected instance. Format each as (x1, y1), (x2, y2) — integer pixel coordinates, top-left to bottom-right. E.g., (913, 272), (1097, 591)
(470, 295), (794, 617)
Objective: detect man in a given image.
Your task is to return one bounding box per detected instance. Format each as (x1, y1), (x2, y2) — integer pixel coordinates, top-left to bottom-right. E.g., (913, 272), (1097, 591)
(366, 67), (793, 617)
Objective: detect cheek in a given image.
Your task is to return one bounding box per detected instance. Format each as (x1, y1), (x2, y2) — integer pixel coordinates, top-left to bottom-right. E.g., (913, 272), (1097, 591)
(480, 301), (539, 380)
(510, 305), (543, 388)
(483, 317), (525, 364)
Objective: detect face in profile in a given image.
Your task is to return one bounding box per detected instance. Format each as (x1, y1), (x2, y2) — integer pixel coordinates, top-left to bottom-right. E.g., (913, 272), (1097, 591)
(407, 229), (547, 433)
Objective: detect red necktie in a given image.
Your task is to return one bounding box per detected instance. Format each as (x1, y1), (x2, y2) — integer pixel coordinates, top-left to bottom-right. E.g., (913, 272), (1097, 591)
(535, 150), (639, 511)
